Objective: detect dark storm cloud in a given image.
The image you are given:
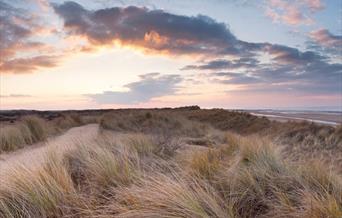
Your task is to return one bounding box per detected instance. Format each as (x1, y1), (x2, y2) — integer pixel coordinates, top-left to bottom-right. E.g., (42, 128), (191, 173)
(53, 1), (249, 56)
(87, 73), (182, 104)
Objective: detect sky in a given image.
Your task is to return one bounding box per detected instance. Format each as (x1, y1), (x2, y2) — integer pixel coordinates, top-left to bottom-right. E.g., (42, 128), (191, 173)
(0, 0), (341, 110)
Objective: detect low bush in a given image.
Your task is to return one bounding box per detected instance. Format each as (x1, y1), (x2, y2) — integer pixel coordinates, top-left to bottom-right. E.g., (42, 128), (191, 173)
(100, 111), (210, 138)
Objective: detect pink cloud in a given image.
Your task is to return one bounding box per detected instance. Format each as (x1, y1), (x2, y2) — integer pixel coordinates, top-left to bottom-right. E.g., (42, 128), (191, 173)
(0, 55), (60, 74)
(303, 0), (324, 11)
(282, 6), (310, 25)
(265, 0), (323, 25)
(309, 29), (342, 48)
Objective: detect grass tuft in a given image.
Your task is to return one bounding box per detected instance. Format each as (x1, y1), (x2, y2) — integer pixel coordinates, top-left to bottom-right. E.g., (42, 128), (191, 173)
(22, 116), (48, 142)
(0, 153), (77, 217)
(0, 115), (48, 153)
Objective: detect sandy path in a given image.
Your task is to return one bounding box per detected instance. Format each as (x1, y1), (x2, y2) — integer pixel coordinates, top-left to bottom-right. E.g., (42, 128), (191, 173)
(0, 124), (99, 177)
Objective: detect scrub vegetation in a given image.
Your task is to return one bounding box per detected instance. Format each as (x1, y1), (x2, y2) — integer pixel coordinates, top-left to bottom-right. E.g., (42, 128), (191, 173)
(0, 107), (341, 217)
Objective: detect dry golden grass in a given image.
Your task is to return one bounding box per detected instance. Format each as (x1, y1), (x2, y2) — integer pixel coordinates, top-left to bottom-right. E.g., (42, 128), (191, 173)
(0, 113), (98, 154)
(0, 153), (78, 217)
(111, 174), (230, 218)
(180, 108), (342, 172)
(51, 113), (85, 131)
(182, 109), (271, 134)
(22, 116), (48, 142)
(1, 129), (341, 218)
(65, 141), (141, 191)
(1, 109), (341, 217)
(122, 133), (158, 157)
(100, 110), (210, 138)
(188, 149), (223, 180)
(0, 116), (48, 153)
(0, 125), (29, 152)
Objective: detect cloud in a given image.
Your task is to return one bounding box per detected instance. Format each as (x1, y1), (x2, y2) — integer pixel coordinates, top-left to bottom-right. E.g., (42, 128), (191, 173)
(264, 0), (324, 25)
(52, 1), (255, 57)
(87, 73), (182, 104)
(0, 55), (59, 74)
(0, 1), (59, 74)
(303, 0), (324, 11)
(0, 2), (28, 58)
(264, 44), (324, 64)
(309, 29), (342, 48)
(181, 58), (259, 70)
(182, 43), (325, 70)
(1, 0), (337, 86)
(0, 94), (32, 98)
(207, 60), (342, 95)
(212, 72), (261, 84)
(305, 29), (342, 58)
(180, 38), (341, 96)
(51, 1), (342, 98)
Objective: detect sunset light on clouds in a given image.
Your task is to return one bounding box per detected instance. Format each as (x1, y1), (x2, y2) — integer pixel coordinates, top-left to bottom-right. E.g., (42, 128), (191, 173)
(0, 0), (341, 110)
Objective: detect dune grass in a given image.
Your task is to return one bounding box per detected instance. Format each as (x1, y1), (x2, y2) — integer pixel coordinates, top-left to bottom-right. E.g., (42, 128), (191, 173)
(22, 116), (48, 142)
(0, 113), (93, 154)
(182, 109), (271, 134)
(51, 113), (85, 131)
(0, 116), (48, 153)
(0, 109), (341, 217)
(65, 142), (141, 191)
(0, 125), (30, 152)
(1, 128), (341, 218)
(100, 110), (210, 138)
(0, 153), (77, 218)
